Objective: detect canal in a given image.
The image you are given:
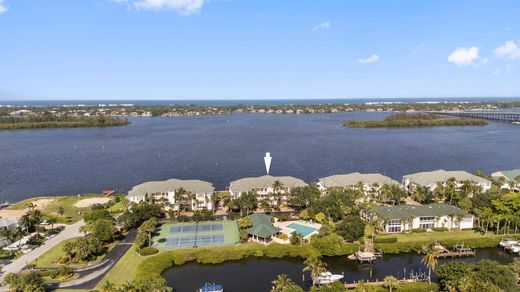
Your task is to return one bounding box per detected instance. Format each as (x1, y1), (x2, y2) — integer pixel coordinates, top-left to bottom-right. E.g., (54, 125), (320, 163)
(163, 248), (516, 292)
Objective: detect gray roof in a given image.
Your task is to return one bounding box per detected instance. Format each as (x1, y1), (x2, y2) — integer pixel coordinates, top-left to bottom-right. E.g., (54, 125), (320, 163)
(0, 217), (19, 229)
(229, 175), (308, 193)
(492, 169), (520, 181)
(319, 172), (399, 188)
(128, 179), (214, 199)
(374, 204), (472, 220)
(403, 170), (490, 186)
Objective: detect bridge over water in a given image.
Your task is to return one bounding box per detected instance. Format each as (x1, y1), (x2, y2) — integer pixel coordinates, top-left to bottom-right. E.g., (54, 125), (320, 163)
(435, 111), (520, 123)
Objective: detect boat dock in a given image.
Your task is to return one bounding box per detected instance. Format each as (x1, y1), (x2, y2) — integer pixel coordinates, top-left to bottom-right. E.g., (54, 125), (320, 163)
(344, 279), (418, 289)
(434, 243), (475, 258)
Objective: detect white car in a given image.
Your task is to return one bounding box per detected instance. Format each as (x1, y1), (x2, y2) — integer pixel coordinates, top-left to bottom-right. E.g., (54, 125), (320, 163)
(499, 238), (518, 247)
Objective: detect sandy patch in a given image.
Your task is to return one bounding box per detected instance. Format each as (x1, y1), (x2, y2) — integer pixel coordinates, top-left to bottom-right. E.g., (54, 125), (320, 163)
(32, 198), (55, 210)
(74, 198), (111, 208)
(0, 209), (26, 218)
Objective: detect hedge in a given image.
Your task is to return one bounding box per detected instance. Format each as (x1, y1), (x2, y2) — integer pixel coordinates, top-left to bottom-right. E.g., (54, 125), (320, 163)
(139, 247), (159, 256)
(432, 227), (449, 232)
(373, 237), (397, 243)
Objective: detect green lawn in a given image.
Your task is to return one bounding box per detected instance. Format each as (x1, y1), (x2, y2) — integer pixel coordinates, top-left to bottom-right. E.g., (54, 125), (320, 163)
(32, 237), (117, 268)
(7, 194), (118, 223)
(96, 246), (146, 288)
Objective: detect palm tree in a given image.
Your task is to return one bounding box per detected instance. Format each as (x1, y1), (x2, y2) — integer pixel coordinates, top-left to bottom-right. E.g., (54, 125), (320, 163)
(272, 180), (285, 206)
(383, 276), (399, 292)
(271, 274), (293, 292)
(421, 246), (439, 283)
(303, 256), (327, 286)
(25, 202), (36, 211)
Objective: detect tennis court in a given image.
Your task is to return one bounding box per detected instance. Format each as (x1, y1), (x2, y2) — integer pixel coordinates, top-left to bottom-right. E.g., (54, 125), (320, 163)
(165, 234), (225, 248)
(154, 220), (239, 249)
(169, 222), (224, 234)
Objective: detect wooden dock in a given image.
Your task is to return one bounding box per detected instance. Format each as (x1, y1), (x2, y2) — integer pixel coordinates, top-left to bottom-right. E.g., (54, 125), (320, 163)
(435, 250), (475, 258)
(345, 279), (418, 289)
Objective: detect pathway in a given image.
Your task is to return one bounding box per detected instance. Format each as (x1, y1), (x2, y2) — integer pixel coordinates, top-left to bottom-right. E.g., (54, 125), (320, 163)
(46, 229), (137, 290)
(0, 220), (85, 280)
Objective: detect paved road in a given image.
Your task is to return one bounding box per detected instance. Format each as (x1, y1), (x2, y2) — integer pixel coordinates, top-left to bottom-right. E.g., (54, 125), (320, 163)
(46, 229), (137, 290)
(0, 220), (85, 280)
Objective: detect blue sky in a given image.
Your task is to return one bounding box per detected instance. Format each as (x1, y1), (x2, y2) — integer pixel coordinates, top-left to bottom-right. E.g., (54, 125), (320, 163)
(0, 0), (519, 100)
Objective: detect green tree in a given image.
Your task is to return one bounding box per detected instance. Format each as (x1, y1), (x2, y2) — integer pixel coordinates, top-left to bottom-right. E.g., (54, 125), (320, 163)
(383, 276), (399, 292)
(303, 256), (327, 286)
(3, 272), (45, 292)
(271, 274), (303, 292)
(421, 246), (439, 284)
(87, 219), (118, 243)
(334, 215), (365, 241)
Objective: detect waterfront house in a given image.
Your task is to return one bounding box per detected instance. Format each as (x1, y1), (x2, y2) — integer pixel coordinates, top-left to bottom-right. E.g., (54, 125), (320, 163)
(317, 172), (400, 200)
(127, 179), (215, 211)
(228, 175), (308, 205)
(491, 169), (520, 191)
(246, 213), (280, 243)
(402, 170), (491, 194)
(372, 203), (474, 233)
(0, 217), (20, 248)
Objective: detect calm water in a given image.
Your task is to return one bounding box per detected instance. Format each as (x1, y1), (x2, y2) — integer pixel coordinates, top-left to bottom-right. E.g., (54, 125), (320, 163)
(1, 112), (520, 201)
(163, 248), (515, 292)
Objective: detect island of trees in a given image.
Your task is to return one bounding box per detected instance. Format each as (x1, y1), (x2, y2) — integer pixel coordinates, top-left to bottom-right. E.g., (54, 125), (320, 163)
(344, 113), (488, 128)
(0, 115), (130, 130)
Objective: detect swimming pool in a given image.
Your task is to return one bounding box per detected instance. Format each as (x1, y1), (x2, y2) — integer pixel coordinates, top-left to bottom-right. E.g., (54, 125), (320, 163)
(287, 223), (317, 237)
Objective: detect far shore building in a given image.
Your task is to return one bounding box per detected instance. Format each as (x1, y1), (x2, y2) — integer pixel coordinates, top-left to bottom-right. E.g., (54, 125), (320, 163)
(228, 175), (308, 205)
(246, 213), (280, 243)
(491, 169), (520, 191)
(402, 170), (491, 194)
(317, 172), (400, 195)
(372, 203), (474, 233)
(127, 179), (215, 211)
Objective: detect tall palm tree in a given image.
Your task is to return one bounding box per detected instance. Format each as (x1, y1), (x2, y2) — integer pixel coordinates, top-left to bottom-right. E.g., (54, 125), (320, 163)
(25, 202), (36, 211)
(383, 276), (399, 292)
(272, 180), (285, 206)
(271, 274), (293, 292)
(303, 256), (327, 286)
(421, 246), (439, 283)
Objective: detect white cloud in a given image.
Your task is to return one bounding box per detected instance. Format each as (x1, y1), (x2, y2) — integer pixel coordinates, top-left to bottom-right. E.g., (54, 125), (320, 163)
(112, 0), (205, 15)
(447, 47), (481, 66)
(0, 0), (8, 14)
(494, 41), (520, 60)
(312, 21), (331, 32)
(357, 54), (379, 64)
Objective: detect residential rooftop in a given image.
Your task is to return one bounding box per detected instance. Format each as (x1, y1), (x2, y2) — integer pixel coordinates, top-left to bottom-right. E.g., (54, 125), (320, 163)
(374, 203), (472, 220)
(492, 169), (520, 181)
(319, 172), (399, 188)
(403, 169), (490, 186)
(246, 213), (280, 239)
(128, 179), (215, 199)
(229, 175), (307, 193)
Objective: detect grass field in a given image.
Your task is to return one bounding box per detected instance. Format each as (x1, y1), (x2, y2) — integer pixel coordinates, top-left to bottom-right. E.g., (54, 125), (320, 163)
(95, 246), (146, 288)
(7, 194), (121, 223)
(31, 237), (118, 268)
(153, 220), (239, 250)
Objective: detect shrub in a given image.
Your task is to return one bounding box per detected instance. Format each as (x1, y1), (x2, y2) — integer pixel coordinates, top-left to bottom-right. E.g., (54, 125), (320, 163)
(373, 237), (397, 243)
(411, 228), (426, 233)
(432, 227), (449, 232)
(277, 233), (289, 240)
(139, 247), (159, 256)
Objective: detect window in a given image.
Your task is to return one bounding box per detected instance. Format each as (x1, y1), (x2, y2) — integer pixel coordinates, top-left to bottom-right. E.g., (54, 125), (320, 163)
(419, 216), (435, 222)
(419, 216), (435, 229)
(388, 226), (402, 233)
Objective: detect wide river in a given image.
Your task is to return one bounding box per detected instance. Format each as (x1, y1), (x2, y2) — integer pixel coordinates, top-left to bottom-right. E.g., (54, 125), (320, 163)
(1, 112), (520, 202)
(163, 248), (515, 292)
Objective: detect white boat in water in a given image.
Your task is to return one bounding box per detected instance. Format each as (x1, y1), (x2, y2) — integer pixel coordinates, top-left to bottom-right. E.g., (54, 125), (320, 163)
(312, 272), (344, 285)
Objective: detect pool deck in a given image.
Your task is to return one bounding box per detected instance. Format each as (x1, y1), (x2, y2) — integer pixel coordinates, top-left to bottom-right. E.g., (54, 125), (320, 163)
(274, 220), (322, 239)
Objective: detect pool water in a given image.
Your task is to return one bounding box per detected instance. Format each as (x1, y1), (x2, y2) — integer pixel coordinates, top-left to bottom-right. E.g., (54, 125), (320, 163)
(287, 223), (317, 237)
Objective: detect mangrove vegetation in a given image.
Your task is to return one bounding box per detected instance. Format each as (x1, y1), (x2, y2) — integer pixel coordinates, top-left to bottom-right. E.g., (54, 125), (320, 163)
(344, 113), (488, 128)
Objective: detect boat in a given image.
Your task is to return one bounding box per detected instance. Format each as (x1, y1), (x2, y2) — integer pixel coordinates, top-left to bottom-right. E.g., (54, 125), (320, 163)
(507, 243), (520, 253)
(312, 272), (344, 285)
(199, 283), (224, 292)
(499, 238), (518, 248)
